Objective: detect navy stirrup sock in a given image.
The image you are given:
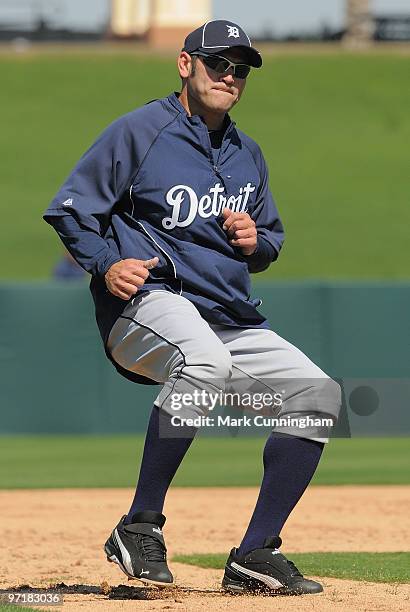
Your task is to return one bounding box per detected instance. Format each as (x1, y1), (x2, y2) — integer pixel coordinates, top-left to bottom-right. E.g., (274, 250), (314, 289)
(125, 405), (197, 523)
(237, 434), (324, 555)
(126, 410), (323, 548)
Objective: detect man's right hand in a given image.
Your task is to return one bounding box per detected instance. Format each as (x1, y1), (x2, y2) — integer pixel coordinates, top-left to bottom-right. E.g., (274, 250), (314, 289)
(105, 257), (159, 300)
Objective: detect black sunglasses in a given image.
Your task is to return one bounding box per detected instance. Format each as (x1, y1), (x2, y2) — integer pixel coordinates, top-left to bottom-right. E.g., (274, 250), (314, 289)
(192, 52), (251, 79)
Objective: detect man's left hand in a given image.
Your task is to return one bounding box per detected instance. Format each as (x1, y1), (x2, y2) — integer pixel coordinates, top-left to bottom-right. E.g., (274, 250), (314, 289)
(222, 208), (257, 256)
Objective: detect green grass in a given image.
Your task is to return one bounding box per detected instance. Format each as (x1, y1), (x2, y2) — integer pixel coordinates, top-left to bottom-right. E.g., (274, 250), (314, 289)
(172, 551), (410, 583)
(0, 436), (408, 489)
(0, 51), (409, 280)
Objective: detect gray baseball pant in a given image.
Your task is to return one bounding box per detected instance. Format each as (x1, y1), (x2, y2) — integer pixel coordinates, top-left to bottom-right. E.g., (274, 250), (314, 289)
(107, 290), (341, 441)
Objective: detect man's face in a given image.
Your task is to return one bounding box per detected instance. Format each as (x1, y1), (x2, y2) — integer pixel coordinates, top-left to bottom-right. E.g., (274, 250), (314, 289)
(181, 48), (249, 116)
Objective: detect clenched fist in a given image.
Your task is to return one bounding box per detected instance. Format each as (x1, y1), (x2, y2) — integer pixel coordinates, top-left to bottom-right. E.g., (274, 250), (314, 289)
(222, 208), (257, 256)
(105, 257), (159, 300)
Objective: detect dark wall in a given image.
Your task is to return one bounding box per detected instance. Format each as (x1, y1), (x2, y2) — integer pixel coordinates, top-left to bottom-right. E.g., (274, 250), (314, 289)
(0, 282), (408, 434)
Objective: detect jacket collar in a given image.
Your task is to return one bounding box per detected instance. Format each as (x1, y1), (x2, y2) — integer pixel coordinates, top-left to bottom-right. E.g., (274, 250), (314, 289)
(167, 92), (236, 135)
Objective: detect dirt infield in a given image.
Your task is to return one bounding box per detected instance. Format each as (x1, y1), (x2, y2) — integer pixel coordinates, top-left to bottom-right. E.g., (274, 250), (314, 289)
(0, 486), (409, 611)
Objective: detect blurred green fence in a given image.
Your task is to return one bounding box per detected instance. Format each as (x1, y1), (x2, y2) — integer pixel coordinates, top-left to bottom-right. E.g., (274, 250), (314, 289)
(0, 282), (409, 435)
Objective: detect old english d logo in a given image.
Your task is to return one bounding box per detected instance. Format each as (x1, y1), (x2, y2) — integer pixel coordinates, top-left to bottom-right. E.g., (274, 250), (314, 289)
(227, 26), (240, 38)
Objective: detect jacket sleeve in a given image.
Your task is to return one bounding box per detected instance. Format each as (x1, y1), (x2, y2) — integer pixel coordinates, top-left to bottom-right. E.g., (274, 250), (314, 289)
(243, 145), (285, 274)
(43, 115), (139, 276)
(50, 215), (122, 277)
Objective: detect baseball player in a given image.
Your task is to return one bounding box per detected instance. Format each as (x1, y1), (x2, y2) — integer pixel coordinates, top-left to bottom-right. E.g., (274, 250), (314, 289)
(44, 20), (340, 595)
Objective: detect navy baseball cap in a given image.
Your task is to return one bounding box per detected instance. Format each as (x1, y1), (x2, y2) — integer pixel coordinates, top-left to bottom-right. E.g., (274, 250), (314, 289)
(183, 19), (262, 68)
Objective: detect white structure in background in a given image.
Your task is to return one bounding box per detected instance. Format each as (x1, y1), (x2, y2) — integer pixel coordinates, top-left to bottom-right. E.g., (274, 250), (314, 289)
(344, 0), (375, 46)
(110, 0), (150, 37)
(110, 0), (211, 47)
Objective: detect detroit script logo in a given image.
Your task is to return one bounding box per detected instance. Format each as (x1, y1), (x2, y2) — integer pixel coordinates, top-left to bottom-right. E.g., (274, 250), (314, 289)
(163, 181), (256, 230)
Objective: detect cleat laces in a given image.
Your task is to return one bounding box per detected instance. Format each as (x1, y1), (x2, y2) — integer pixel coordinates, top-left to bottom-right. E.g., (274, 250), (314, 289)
(140, 534), (166, 562)
(286, 559), (303, 577)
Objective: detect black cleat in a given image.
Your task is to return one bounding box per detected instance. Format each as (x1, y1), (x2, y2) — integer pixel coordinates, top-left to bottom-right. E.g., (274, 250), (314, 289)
(222, 536), (323, 595)
(104, 510), (173, 586)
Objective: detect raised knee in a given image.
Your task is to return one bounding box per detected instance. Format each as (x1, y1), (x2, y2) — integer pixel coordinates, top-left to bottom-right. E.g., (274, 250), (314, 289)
(313, 378), (342, 415)
(326, 378), (342, 405)
(208, 351), (233, 381)
(198, 348), (232, 382)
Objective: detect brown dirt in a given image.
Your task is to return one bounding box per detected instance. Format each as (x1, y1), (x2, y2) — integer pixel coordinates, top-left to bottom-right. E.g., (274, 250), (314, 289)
(0, 486), (409, 611)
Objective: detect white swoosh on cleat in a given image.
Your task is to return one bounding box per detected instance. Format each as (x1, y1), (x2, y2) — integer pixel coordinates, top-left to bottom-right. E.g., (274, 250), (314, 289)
(230, 562), (283, 589)
(113, 529), (134, 576)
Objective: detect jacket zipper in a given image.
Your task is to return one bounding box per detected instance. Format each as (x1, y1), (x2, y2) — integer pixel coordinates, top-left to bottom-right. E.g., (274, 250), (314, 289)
(207, 121), (236, 185)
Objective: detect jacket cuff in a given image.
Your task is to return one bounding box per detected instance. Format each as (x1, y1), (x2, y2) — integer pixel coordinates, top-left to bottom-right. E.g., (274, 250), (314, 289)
(96, 253), (122, 277)
(243, 236), (276, 273)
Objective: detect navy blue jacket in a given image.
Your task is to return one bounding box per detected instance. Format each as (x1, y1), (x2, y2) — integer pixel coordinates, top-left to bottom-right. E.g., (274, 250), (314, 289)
(44, 93), (284, 382)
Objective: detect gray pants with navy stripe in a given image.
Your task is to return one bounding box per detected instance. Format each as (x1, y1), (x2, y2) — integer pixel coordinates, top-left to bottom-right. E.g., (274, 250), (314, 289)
(107, 291), (341, 441)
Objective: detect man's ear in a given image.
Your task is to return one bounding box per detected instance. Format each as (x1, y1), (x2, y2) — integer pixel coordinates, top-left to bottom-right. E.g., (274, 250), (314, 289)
(178, 52), (193, 79)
